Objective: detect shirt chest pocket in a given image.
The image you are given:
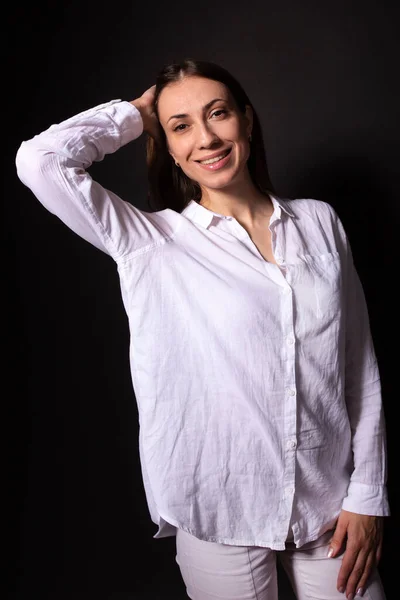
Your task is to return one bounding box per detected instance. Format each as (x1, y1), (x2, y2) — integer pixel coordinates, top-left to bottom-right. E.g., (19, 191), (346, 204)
(298, 251), (342, 320)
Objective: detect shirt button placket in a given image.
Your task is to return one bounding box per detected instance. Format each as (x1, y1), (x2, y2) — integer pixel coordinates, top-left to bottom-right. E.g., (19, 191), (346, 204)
(281, 264), (297, 531)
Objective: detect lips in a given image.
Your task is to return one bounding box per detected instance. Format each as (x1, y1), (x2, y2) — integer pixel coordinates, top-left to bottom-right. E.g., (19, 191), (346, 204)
(196, 148), (231, 164)
(195, 148), (233, 171)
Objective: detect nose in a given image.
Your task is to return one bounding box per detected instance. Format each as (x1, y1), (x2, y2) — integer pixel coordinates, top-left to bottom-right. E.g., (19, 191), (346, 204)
(196, 122), (220, 148)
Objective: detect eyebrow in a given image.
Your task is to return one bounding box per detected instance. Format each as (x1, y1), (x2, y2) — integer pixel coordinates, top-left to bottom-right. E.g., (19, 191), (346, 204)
(167, 98), (226, 123)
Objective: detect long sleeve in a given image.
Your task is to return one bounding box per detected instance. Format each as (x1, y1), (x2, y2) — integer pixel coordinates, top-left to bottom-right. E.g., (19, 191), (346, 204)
(334, 212), (390, 516)
(15, 99), (161, 260)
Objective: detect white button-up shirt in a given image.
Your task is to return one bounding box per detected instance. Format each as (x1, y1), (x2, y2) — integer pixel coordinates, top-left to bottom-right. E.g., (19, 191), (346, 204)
(15, 99), (390, 550)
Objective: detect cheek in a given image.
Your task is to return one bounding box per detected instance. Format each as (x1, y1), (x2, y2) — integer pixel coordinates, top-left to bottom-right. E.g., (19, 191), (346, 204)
(235, 138), (250, 164)
(164, 133), (175, 155)
(164, 129), (182, 154)
(169, 139), (190, 161)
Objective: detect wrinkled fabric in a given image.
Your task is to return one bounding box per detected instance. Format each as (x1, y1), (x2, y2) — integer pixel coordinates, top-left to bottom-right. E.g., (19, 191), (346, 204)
(16, 100), (389, 550)
(175, 528), (386, 600)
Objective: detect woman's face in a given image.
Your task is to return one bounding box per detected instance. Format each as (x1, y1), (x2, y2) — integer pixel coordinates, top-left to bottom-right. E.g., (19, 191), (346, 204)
(157, 76), (253, 195)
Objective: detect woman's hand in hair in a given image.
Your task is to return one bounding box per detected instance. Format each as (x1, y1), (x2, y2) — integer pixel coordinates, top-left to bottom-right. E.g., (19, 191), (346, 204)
(130, 85), (161, 142)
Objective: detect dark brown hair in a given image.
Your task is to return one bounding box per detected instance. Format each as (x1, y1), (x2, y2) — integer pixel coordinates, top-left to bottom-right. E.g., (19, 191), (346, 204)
(146, 58), (275, 212)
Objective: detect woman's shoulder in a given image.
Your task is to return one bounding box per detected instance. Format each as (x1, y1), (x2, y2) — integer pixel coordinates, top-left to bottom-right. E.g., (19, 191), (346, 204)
(282, 197), (338, 220)
(280, 196), (348, 252)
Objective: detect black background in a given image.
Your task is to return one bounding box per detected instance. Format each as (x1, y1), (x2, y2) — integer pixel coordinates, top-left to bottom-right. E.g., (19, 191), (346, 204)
(6, 1), (399, 598)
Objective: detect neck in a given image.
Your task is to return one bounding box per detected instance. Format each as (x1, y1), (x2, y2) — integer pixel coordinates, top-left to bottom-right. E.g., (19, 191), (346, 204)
(199, 175), (273, 226)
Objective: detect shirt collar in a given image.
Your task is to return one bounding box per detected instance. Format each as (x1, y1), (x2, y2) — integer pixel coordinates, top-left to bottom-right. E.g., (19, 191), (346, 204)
(181, 195), (295, 229)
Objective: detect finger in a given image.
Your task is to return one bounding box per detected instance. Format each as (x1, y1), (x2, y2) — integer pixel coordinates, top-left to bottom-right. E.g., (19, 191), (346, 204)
(351, 552), (375, 598)
(336, 545), (359, 594)
(375, 539), (383, 565)
(328, 521), (347, 558)
(344, 550), (369, 599)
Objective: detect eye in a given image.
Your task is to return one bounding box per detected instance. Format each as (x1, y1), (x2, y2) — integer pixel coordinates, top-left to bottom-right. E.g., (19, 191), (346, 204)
(173, 123), (187, 132)
(172, 109), (227, 132)
(211, 109), (227, 118)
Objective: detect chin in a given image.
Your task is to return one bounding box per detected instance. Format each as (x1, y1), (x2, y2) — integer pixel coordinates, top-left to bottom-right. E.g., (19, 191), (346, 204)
(205, 171), (242, 190)
(201, 164), (239, 181)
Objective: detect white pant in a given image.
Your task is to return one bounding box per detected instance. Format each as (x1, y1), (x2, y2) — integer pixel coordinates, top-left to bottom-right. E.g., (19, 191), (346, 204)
(175, 528), (386, 600)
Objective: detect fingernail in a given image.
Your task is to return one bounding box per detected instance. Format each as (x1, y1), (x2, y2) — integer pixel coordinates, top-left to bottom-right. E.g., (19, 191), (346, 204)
(356, 588), (364, 597)
(327, 547), (334, 558)
(347, 594), (354, 600)
(338, 587), (345, 594)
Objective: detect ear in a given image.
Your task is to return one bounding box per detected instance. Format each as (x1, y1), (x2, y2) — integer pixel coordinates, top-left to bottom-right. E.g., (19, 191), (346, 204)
(244, 104), (254, 138)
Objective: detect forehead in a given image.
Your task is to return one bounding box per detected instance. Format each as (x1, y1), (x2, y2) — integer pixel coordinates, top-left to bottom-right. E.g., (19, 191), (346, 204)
(157, 76), (230, 120)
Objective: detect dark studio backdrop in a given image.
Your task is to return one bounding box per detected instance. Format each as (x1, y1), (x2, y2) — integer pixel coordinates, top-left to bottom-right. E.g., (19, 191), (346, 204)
(6, 1), (399, 598)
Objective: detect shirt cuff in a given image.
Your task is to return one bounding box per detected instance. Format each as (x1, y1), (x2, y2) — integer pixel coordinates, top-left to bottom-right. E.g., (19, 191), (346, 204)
(65, 99), (144, 146)
(106, 100), (144, 146)
(341, 481), (390, 516)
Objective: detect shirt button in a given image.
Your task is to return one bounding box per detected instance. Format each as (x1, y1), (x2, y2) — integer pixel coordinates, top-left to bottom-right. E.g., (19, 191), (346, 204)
(285, 486), (295, 496)
(286, 440), (297, 449)
(287, 336), (295, 346)
(276, 257), (284, 265)
(287, 389), (296, 396)
(283, 287), (291, 295)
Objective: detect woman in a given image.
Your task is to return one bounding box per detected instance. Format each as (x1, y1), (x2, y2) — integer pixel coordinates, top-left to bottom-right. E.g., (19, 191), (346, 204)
(16, 59), (389, 600)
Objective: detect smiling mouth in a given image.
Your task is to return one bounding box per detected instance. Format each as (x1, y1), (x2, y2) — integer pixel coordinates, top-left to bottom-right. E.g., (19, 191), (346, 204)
(196, 149), (231, 165)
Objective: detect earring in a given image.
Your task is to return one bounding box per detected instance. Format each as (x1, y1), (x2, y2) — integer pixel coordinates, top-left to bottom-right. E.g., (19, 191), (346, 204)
(248, 134), (252, 142)
(175, 160), (180, 167)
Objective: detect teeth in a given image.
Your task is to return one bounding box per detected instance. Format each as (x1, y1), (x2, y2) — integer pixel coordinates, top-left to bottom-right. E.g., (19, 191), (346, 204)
(199, 151), (229, 165)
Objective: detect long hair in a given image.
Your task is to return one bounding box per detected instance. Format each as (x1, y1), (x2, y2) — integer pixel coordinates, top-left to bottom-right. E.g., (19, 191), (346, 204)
(146, 58), (275, 212)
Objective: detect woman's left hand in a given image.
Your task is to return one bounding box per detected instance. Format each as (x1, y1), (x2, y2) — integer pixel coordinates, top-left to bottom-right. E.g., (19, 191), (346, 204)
(328, 509), (384, 598)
